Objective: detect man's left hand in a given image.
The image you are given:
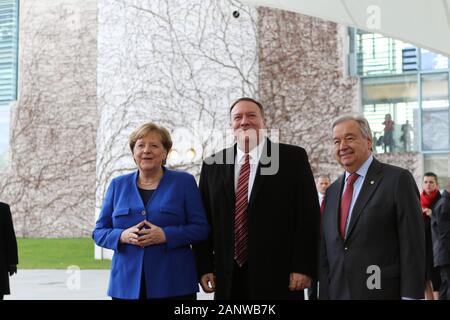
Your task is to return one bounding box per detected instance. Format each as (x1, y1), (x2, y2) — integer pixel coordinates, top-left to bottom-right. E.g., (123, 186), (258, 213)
(289, 273), (311, 291)
(9, 265), (17, 276)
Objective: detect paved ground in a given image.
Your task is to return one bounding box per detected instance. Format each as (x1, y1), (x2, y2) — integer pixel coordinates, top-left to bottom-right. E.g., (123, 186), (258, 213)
(5, 269), (214, 300)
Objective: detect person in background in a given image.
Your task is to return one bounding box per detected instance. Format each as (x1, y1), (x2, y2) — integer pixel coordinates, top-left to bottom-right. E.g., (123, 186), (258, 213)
(316, 175), (330, 217)
(308, 174), (331, 300)
(93, 122), (209, 300)
(421, 172), (442, 300)
(400, 120), (412, 151)
(382, 113), (395, 153)
(431, 178), (450, 300)
(0, 202), (18, 300)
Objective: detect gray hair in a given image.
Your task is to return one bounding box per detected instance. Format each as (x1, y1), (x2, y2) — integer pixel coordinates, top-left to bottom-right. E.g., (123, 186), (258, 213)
(332, 114), (373, 140)
(316, 174), (331, 181)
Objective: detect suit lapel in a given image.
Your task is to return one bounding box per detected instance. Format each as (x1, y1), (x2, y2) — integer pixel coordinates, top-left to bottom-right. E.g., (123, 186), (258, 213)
(131, 170), (147, 210)
(345, 159), (383, 240)
(331, 174), (345, 238)
(248, 139), (271, 209)
(221, 145), (236, 210)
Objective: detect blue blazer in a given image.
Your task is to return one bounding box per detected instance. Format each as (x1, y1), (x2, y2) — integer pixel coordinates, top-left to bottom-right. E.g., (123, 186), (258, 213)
(93, 168), (209, 299)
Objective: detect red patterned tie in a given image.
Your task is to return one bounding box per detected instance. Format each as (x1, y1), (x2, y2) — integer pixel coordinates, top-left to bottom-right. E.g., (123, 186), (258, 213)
(340, 173), (359, 239)
(235, 154), (250, 267)
(320, 196), (325, 218)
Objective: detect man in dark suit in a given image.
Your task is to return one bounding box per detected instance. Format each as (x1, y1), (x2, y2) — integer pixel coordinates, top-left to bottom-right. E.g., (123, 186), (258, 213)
(308, 174), (331, 300)
(0, 202), (18, 300)
(319, 114), (425, 300)
(431, 179), (450, 300)
(194, 97), (320, 299)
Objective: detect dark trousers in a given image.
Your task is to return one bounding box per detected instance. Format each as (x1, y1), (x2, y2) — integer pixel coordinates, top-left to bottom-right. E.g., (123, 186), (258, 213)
(112, 270), (196, 300)
(308, 279), (318, 300)
(230, 261), (250, 300)
(431, 266), (441, 291)
(439, 265), (450, 300)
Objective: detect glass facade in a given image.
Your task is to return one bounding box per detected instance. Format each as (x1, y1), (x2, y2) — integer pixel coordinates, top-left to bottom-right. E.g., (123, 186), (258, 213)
(350, 28), (450, 179)
(355, 31), (413, 76)
(361, 74), (420, 153)
(421, 73), (449, 151)
(0, 0), (19, 169)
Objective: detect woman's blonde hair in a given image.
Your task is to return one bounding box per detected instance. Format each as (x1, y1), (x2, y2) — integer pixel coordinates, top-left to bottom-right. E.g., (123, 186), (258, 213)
(129, 123), (172, 164)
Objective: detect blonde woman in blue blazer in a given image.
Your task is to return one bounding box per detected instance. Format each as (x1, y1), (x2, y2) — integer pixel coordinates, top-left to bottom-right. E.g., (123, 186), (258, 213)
(93, 123), (209, 300)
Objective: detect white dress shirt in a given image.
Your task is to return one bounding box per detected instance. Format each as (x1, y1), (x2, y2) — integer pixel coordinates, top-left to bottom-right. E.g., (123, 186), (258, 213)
(234, 140), (265, 201)
(318, 192), (325, 205)
(342, 155), (373, 236)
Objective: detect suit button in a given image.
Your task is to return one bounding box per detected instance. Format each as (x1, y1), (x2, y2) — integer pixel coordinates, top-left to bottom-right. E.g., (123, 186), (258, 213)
(344, 247), (348, 251)
(141, 210), (146, 216)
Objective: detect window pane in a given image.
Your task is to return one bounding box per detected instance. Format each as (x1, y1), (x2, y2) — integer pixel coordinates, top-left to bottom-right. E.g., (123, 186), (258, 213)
(421, 49), (449, 71)
(421, 73), (449, 151)
(362, 75), (419, 153)
(356, 31), (417, 76)
(0, 0), (18, 170)
(424, 154), (449, 189)
(0, 103), (9, 168)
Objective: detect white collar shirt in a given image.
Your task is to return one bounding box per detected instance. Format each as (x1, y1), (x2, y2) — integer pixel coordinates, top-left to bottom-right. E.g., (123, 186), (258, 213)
(234, 140), (265, 201)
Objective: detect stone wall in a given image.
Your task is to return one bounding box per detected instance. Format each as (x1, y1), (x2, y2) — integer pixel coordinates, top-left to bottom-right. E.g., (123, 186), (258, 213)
(0, 0), (97, 237)
(257, 8), (359, 181)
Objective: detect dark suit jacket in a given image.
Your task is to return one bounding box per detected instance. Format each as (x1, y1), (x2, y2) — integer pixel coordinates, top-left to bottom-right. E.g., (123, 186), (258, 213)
(319, 158), (425, 300)
(424, 191), (441, 280)
(431, 190), (450, 267)
(194, 139), (320, 299)
(0, 202), (18, 295)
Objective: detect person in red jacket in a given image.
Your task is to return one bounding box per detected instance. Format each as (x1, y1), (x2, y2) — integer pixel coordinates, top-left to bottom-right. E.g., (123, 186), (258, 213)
(421, 172), (442, 300)
(382, 113), (395, 153)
